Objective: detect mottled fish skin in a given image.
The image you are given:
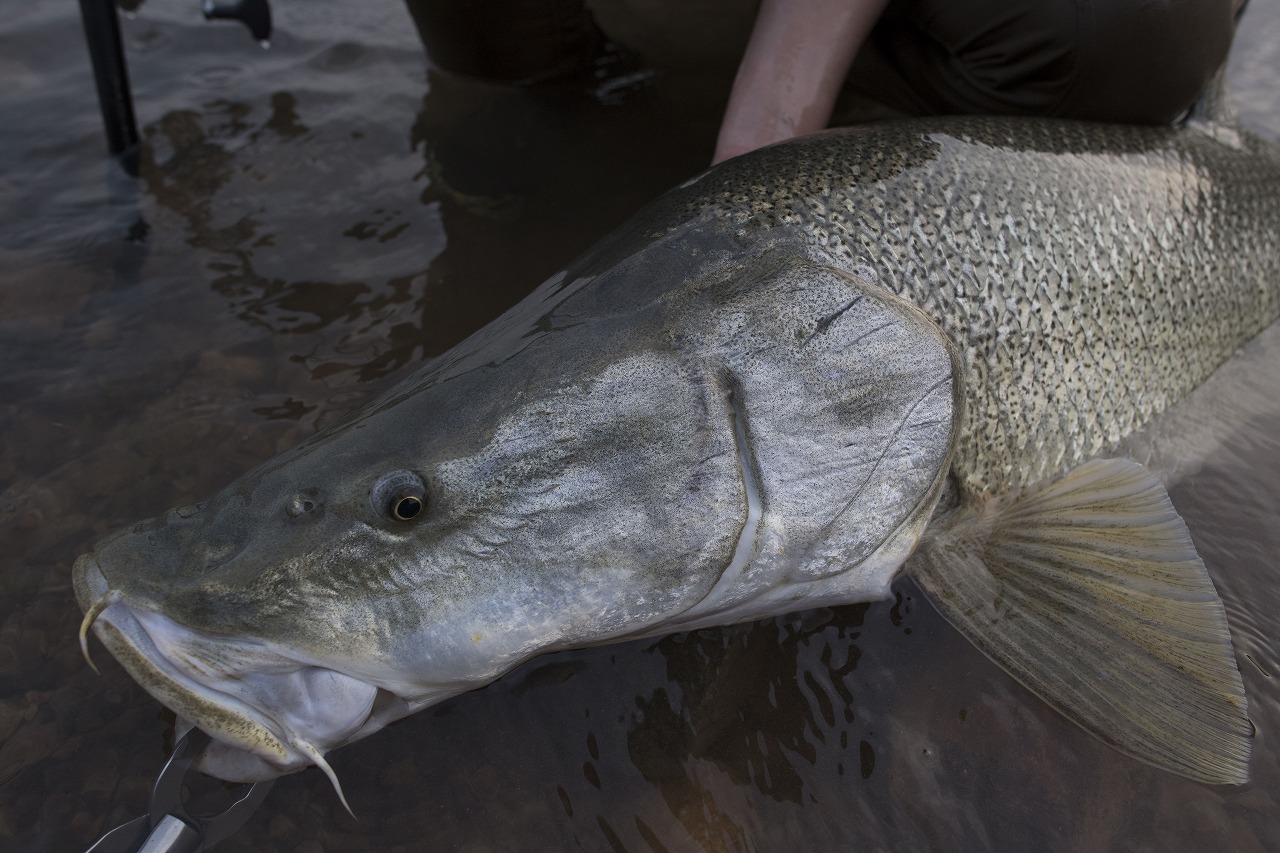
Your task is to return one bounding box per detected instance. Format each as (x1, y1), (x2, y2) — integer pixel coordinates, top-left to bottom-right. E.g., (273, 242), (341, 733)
(613, 118), (1280, 495)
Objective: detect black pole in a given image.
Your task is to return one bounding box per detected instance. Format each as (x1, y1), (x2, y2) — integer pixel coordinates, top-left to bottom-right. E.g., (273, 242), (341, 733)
(78, 0), (140, 174)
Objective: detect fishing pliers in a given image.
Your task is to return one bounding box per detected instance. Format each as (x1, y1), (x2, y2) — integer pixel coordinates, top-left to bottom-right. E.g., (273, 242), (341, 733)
(84, 729), (275, 853)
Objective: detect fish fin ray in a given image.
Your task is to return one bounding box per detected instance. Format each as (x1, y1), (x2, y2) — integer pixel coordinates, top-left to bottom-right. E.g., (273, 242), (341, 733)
(909, 458), (1250, 784)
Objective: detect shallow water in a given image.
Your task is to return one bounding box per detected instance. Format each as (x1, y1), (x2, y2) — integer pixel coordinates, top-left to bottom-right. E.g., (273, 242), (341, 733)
(1, 1), (1278, 850)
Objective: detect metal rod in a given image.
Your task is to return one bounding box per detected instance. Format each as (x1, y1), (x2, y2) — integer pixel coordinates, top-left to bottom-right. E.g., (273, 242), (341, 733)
(77, 0), (140, 170)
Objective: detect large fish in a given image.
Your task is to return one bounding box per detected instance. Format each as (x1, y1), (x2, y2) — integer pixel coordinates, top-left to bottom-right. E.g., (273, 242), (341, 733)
(74, 87), (1279, 804)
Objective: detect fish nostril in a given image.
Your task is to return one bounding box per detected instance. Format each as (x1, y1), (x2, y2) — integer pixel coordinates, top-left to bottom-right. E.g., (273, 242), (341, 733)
(286, 490), (325, 518)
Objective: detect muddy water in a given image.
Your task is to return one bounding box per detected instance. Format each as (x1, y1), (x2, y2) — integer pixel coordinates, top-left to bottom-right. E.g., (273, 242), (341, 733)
(1, 1), (1278, 851)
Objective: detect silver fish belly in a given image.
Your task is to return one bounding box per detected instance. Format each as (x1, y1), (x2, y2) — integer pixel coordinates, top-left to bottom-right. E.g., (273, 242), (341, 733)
(74, 114), (1280, 794)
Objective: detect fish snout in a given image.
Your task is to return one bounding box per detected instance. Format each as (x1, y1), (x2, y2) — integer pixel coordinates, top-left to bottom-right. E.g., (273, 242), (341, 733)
(72, 551), (108, 612)
(75, 501), (233, 599)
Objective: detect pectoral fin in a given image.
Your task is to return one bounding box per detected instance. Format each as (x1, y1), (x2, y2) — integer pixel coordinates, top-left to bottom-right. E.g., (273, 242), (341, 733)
(910, 458), (1250, 784)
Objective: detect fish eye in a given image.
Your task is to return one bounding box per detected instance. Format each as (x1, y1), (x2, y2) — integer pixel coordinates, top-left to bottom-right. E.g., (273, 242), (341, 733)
(371, 470), (428, 523)
(391, 491), (423, 521)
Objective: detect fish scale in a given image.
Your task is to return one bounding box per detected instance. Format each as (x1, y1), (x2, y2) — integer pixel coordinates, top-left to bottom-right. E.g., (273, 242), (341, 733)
(654, 117), (1280, 494)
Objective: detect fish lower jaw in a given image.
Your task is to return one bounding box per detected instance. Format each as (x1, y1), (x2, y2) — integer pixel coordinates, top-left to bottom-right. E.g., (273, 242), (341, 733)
(79, 580), (378, 783)
(91, 611), (303, 776)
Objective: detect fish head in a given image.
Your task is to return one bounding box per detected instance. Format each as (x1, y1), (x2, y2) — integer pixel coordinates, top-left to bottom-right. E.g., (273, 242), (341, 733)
(71, 295), (754, 784)
(71, 426), (455, 783)
(72, 249), (960, 788)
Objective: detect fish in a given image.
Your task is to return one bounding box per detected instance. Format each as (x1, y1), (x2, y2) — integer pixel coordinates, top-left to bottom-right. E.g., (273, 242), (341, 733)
(74, 83), (1280, 806)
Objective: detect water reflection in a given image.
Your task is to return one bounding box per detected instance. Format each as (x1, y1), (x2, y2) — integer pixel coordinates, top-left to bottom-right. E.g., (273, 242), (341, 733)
(627, 610), (868, 849)
(130, 46), (717, 401)
(135, 96), (436, 401)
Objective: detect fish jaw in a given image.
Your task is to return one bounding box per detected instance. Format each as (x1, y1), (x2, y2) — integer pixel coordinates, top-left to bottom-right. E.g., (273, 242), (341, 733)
(75, 552), (379, 782)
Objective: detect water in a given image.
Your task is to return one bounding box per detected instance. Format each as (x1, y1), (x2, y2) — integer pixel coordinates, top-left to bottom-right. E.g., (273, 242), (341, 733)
(1, 1), (1278, 850)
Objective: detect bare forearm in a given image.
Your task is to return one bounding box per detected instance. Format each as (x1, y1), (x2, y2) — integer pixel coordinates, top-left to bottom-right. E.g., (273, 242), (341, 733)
(713, 0), (889, 164)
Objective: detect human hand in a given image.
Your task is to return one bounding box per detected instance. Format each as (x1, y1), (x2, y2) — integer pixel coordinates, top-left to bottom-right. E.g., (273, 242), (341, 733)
(712, 0), (889, 164)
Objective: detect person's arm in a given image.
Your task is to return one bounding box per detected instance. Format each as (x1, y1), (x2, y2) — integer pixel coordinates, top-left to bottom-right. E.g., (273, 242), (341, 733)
(712, 0), (889, 164)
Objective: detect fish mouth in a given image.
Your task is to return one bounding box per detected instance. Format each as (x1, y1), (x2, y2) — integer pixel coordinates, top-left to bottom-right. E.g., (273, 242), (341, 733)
(74, 554), (380, 801)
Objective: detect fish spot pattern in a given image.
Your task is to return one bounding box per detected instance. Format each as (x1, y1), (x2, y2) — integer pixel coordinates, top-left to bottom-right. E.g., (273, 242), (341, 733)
(661, 119), (1280, 494)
